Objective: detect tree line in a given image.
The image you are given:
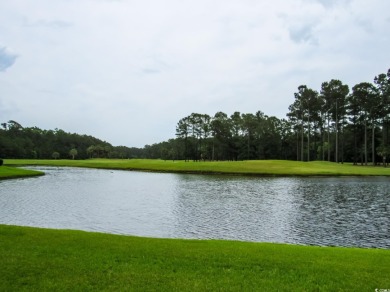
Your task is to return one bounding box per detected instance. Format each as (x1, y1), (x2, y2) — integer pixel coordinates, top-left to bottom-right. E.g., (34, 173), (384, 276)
(1, 68), (389, 164)
(150, 68), (389, 165)
(0, 120), (144, 160)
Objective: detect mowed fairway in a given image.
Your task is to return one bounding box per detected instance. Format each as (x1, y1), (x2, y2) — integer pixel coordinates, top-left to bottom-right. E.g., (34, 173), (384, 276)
(1, 225), (389, 291)
(5, 158), (390, 176)
(0, 165), (43, 180)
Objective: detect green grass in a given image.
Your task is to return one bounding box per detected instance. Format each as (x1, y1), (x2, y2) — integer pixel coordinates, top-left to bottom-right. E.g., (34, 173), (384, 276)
(5, 158), (390, 176)
(0, 165), (44, 180)
(1, 224), (389, 291)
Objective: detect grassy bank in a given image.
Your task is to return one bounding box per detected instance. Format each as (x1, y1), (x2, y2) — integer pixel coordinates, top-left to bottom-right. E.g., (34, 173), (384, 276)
(1, 225), (389, 291)
(0, 165), (44, 180)
(5, 158), (390, 176)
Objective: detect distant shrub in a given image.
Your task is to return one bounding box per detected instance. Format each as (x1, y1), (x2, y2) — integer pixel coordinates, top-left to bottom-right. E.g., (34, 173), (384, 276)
(0, 159), (3, 166)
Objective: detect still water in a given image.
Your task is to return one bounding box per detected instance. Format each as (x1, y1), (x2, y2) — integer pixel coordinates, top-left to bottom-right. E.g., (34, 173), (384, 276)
(0, 167), (389, 248)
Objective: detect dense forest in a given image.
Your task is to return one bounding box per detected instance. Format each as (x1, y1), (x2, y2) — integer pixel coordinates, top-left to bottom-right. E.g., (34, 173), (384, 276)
(1, 68), (389, 164)
(148, 68), (390, 165)
(0, 120), (144, 160)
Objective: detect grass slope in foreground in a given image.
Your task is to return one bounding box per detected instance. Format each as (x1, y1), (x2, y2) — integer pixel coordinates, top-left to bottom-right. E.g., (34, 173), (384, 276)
(1, 225), (389, 291)
(5, 158), (390, 176)
(0, 166), (43, 180)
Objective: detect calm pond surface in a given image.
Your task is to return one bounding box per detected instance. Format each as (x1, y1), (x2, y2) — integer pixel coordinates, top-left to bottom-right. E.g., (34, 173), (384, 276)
(0, 166), (389, 248)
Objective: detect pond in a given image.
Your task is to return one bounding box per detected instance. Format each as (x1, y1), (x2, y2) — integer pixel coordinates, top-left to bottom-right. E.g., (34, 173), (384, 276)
(0, 166), (389, 248)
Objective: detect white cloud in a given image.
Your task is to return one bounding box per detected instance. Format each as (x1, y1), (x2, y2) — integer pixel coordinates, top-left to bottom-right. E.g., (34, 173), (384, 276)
(0, 0), (389, 147)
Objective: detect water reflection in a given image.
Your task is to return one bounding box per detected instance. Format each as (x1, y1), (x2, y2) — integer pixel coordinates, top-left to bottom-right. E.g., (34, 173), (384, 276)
(0, 167), (178, 236)
(0, 167), (389, 248)
(172, 176), (300, 243)
(290, 177), (390, 248)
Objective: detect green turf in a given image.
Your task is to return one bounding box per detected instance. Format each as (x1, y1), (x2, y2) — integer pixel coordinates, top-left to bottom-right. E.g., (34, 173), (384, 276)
(1, 225), (389, 291)
(5, 158), (390, 176)
(0, 165), (44, 180)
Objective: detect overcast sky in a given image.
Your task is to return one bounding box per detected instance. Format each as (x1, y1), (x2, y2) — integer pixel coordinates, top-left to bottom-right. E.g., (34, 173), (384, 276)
(0, 0), (389, 147)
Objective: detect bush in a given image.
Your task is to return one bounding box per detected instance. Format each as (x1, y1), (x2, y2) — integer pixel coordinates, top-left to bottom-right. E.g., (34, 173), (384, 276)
(0, 159), (3, 166)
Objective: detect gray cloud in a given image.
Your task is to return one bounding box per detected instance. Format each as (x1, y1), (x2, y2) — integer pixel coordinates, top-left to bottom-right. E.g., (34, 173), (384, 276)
(289, 25), (318, 45)
(355, 18), (374, 33)
(314, 0), (351, 8)
(0, 47), (18, 72)
(142, 68), (161, 74)
(23, 18), (73, 29)
(139, 56), (172, 76)
(315, 0), (336, 8)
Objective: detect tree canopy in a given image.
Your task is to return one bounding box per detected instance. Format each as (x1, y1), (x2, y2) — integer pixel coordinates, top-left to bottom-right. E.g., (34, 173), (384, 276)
(0, 123), (144, 160)
(1, 68), (389, 165)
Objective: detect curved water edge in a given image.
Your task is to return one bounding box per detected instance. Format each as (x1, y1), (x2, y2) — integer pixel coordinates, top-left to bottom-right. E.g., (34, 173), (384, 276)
(0, 166), (389, 248)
